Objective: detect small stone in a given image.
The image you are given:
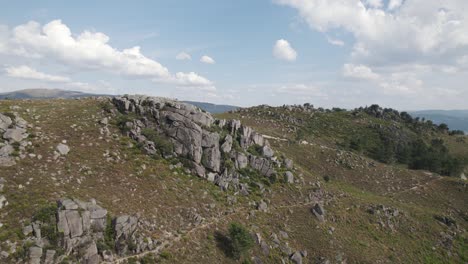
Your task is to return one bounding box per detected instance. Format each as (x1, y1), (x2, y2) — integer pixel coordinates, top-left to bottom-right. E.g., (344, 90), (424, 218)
(312, 203), (325, 222)
(284, 171), (294, 183)
(291, 251), (303, 264)
(56, 143), (70, 155)
(0, 195), (8, 209)
(257, 200), (268, 212)
(284, 158), (293, 169)
(23, 225), (33, 236)
(279, 230), (289, 239)
(262, 145), (274, 158)
(100, 117), (109, 125)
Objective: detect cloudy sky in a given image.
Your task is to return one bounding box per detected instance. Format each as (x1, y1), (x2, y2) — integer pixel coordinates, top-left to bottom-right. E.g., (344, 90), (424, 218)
(1, 0), (467, 110)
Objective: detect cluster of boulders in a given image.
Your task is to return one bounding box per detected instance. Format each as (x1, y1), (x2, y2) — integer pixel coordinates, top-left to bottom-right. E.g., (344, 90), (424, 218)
(20, 198), (153, 264)
(328, 150), (376, 170)
(112, 95), (295, 192)
(254, 231), (307, 264)
(366, 204), (401, 231)
(0, 112), (30, 166)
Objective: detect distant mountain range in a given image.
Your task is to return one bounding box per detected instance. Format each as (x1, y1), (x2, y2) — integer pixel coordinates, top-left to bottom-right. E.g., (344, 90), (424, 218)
(409, 110), (468, 132)
(182, 101), (239, 114)
(2, 90), (467, 127)
(0, 89), (240, 114)
(0, 88), (107, 99)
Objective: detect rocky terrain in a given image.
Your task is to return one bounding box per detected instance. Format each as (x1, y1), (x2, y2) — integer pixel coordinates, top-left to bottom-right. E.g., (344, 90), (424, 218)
(0, 97), (466, 263)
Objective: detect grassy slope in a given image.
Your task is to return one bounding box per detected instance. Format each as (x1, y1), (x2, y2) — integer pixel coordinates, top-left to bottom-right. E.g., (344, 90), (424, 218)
(0, 99), (466, 263)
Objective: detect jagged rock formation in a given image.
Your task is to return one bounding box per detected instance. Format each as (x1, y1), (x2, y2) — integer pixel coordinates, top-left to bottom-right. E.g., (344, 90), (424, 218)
(112, 95), (291, 192)
(21, 198), (152, 264)
(0, 113), (30, 166)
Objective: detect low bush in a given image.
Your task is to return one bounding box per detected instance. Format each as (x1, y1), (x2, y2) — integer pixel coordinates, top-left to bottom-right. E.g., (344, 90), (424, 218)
(227, 222), (253, 260)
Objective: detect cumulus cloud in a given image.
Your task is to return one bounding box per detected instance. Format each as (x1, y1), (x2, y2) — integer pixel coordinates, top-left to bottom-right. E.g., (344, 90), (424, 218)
(388, 0), (403, 10)
(275, 0), (468, 105)
(276, 83), (325, 97)
(343, 64), (380, 80)
(5, 65), (70, 82)
(326, 36), (345, 46)
(342, 63), (426, 95)
(176, 52), (191, 61)
(0, 20), (213, 89)
(275, 0), (468, 64)
(273, 39), (297, 61)
(365, 0), (383, 8)
(172, 72), (215, 90)
(4, 65), (114, 92)
(200, 55), (215, 64)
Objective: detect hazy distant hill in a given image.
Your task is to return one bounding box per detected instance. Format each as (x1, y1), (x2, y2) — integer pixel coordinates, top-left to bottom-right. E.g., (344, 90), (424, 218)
(183, 101), (239, 113)
(0, 89), (107, 99)
(409, 110), (468, 132)
(0, 89), (239, 114)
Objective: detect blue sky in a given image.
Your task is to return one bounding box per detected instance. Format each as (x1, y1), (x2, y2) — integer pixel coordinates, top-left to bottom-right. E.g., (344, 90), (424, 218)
(0, 0), (467, 110)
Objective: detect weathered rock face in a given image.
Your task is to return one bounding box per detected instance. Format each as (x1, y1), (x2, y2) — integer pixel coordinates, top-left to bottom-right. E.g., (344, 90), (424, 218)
(221, 134), (233, 153)
(0, 114), (12, 132)
(0, 112), (30, 167)
(20, 198), (150, 264)
(112, 95), (283, 191)
(114, 215), (138, 255)
(56, 198), (107, 258)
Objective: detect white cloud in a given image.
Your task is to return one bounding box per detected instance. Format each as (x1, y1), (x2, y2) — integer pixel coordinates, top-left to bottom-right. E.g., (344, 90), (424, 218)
(3, 65), (115, 92)
(176, 52), (191, 61)
(200, 55), (215, 64)
(173, 72), (215, 91)
(276, 83), (325, 97)
(273, 39), (297, 61)
(388, 0), (403, 10)
(275, 0), (468, 106)
(5, 65), (70, 82)
(365, 0), (383, 8)
(0, 20), (213, 89)
(0, 25), (8, 53)
(457, 55), (468, 67)
(342, 63), (425, 95)
(326, 36), (345, 46)
(275, 0), (468, 64)
(343, 64), (380, 80)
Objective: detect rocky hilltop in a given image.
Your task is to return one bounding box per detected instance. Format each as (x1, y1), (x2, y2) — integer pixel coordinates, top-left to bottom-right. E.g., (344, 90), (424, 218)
(0, 97), (466, 264)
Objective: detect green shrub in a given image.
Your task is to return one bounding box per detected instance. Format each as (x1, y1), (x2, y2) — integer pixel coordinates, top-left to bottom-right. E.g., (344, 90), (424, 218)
(115, 113), (136, 133)
(100, 101), (113, 113)
(33, 204), (57, 223)
(247, 144), (262, 156)
(41, 224), (59, 247)
(104, 215), (115, 250)
(141, 128), (173, 156)
(160, 251), (172, 259)
(228, 222), (253, 260)
(140, 254), (157, 263)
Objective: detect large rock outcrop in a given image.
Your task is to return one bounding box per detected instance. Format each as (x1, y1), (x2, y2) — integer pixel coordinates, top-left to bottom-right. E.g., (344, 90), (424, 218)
(112, 95), (284, 191)
(21, 198), (151, 264)
(0, 113), (30, 167)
